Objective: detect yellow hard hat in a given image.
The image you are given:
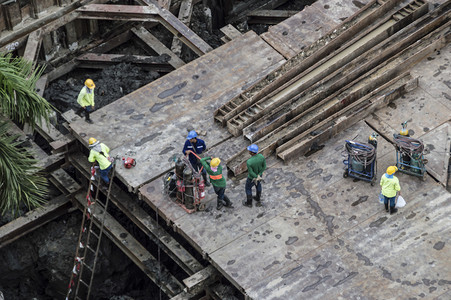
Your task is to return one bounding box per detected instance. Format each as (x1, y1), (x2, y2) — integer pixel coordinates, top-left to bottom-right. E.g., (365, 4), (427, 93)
(399, 129), (409, 136)
(88, 137), (97, 145)
(85, 79), (95, 89)
(386, 166), (398, 175)
(210, 158), (220, 168)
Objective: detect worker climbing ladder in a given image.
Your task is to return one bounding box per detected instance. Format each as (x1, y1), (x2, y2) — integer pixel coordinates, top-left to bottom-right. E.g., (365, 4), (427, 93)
(65, 161), (116, 300)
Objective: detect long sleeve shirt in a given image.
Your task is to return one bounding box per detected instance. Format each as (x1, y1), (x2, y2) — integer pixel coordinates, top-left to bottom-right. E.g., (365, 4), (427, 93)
(246, 153), (266, 179)
(77, 86), (95, 107)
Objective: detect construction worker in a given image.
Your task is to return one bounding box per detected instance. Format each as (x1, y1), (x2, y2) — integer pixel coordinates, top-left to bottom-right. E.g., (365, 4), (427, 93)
(77, 79), (96, 124)
(243, 144), (266, 208)
(182, 130), (210, 186)
(380, 166), (401, 214)
(200, 157), (233, 210)
(88, 137), (112, 187)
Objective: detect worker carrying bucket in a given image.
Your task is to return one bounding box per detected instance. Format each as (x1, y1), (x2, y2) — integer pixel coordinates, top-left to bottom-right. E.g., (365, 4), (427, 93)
(380, 166), (402, 214)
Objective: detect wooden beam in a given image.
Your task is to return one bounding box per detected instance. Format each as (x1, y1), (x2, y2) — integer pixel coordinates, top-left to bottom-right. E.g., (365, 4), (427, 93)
(0, 195), (72, 249)
(158, 0), (172, 10)
(23, 29), (43, 62)
(220, 24), (242, 42)
(277, 74), (418, 160)
(182, 265), (219, 294)
(0, 0), (111, 49)
(49, 168), (82, 195)
(171, 0), (194, 56)
(73, 192), (185, 297)
(70, 152), (205, 276)
(76, 53), (174, 72)
(46, 60), (79, 83)
(76, 4), (159, 21)
(131, 26), (185, 68)
(135, 0), (213, 55)
(2, 0), (22, 30)
(247, 9), (298, 25)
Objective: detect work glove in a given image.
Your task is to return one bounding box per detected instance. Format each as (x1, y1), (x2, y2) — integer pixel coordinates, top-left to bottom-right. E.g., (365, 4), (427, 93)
(256, 175), (262, 182)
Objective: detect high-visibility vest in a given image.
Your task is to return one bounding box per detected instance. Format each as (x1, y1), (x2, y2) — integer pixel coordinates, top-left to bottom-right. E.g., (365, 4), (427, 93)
(209, 174), (223, 180)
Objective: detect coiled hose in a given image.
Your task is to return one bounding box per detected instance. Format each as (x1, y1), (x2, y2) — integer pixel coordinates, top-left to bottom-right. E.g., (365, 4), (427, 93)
(393, 134), (424, 155)
(345, 140), (376, 167)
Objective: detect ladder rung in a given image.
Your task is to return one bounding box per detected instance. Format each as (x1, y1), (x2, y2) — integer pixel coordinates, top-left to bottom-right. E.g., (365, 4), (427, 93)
(79, 279), (89, 287)
(82, 263), (93, 272)
(89, 230), (99, 239)
(87, 246), (96, 253)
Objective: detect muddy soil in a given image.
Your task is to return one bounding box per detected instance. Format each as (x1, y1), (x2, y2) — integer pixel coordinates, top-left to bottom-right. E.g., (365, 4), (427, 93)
(0, 211), (160, 300)
(44, 63), (160, 113)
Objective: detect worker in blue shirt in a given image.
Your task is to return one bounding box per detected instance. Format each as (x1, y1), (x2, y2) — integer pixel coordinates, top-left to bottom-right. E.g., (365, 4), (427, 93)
(182, 130), (210, 186)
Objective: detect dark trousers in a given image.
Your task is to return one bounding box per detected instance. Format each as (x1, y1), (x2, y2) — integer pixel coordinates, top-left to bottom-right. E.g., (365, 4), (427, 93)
(384, 195), (396, 207)
(100, 164), (112, 184)
(77, 105), (93, 120)
(213, 186), (225, 201)
(245, 178), (262, 196)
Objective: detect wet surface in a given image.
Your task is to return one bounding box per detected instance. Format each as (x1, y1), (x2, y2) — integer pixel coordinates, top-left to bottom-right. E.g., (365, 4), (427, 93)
(157, 82), (187, 99)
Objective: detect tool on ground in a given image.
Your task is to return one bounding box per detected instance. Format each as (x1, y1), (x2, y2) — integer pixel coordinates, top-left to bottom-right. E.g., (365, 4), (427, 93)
(66, 159), (116, 300)
(163, 151), (206, 213)
(343, 136), (377, 185)
(393, 133), (427, 180)
(122, 157), (136, 169)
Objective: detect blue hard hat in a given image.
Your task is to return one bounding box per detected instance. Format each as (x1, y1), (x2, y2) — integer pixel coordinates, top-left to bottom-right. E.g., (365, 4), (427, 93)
(247, 144), (259, 153)
(187, 130), (198, 139)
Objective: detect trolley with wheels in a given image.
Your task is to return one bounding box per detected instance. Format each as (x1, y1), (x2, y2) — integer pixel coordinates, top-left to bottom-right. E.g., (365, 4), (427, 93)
(393, 134), (427, 180)
(343, 139), (377, 185)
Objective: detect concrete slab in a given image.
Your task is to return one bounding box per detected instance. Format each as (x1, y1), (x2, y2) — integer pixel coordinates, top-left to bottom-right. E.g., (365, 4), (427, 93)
(70, 31), (286, 190)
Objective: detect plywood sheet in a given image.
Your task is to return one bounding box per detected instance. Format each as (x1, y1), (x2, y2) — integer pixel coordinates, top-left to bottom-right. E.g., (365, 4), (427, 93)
(70, 31), (286, 190)
(421, 122), (450, 185)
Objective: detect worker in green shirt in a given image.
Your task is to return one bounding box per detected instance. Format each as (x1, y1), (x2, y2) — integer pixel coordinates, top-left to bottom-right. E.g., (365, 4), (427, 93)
(88, 137), (112, 187)
(200, 157), (233, 210)
(76, 79), (96, 124)
(380, 166), (401, 214)
(244, 144), (266, 208)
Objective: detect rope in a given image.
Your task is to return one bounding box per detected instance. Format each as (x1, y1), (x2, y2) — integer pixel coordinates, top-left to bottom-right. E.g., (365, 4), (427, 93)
(345, 140), (376, 166)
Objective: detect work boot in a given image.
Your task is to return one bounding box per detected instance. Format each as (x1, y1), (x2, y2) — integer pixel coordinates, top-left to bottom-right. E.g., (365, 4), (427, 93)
(390, 206), (398, 214)
(223, 195), (234, 208)
(85, 118), (93, 124)
(202, 173), (211, 187)
(243, 195), (252, 208)
(384, 203), (389, 212)
(255, 191), (262, 207)
(216, 198), (223, 210)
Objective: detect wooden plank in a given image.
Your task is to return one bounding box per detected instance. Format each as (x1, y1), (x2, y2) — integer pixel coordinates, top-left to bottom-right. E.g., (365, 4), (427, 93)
(0, 6), (6, 32)
(50, 168), (82, 195)
(69, 153), (204, 275)
(159, 0), (172, 9)
(73, 193), (185, 297)
(219, 24), (242, 41)
(69, 31), (285, 190)
(88, 29), (132, 54)
(33, 0), (55, 16)
(131, 26), (185, 69)
(247, 9), (298, 25)
(171, 0), (194, 56)
(2, 0), (22, 30)
(49, 134), (76, 152)
(76, 4), (159, 19)
(0, 0), (111, 49)
(23, 29), (43, 62)
(0, 195), (72, 248)
(76, 53), (174, 72)
(420, 123), (450, 185)
(277, 74), (418, 160)
(182, 265), (219, 293)
(46, 59), (78, 83)
(35, 74), (48, 97)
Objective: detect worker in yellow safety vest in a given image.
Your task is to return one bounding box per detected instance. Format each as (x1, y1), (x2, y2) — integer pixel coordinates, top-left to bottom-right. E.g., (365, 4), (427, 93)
(380, 166), (401, 214)
(88, 137), (112, 187)
(77, 79), (96, 124)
